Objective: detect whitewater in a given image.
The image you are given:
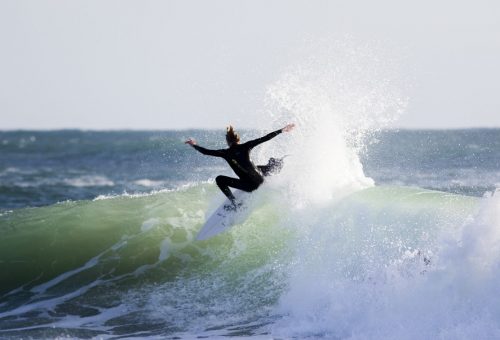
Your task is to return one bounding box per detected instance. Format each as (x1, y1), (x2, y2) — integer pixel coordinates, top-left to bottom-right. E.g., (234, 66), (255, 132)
(2, 42), (500, 339)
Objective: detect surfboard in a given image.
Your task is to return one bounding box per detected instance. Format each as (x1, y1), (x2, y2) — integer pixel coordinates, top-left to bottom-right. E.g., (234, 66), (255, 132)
(196, 190), (251, 241)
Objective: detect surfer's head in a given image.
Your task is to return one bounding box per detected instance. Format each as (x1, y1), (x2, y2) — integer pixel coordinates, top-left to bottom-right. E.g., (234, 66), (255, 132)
(226, 125), (240, 146)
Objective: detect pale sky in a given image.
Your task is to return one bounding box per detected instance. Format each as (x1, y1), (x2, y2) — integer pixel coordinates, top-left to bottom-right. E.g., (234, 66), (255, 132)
(1, 0), (499, 130)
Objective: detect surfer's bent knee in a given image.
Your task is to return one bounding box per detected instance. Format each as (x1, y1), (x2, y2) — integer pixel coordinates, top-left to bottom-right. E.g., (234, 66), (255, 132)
(215, 175), (227, 187)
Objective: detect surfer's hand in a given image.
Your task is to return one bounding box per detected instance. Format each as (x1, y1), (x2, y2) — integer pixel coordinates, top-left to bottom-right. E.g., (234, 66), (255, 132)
(282, 123), (295, 133)
(185, 138), (197, 146)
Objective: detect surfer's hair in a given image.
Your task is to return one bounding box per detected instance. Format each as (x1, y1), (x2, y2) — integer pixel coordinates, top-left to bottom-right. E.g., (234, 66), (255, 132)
(226, 125), (240, 145)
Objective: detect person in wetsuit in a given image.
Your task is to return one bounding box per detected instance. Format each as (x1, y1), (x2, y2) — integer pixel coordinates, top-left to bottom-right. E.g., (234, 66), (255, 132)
(185, 123), (295, 207)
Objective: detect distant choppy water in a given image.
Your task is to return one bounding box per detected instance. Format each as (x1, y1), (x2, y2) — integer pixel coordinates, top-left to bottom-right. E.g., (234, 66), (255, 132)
(362, 129), (500, 196)
(0, 130), (224, 210)
(0, 129), (499, 211)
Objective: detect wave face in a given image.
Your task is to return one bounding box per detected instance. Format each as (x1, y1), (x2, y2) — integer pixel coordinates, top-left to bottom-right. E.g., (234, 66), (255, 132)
(4, 184), (500, 339)
(0, 184), (289, 338)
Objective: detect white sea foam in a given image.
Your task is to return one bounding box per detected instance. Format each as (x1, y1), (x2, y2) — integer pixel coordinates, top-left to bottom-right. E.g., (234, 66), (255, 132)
(268, 190), (500, 339)
(10, 174), (116, 188)
(2, 167), (20, 174)
(63, 175), (114, 187)
(0, 167), (39, 176)
(134, 179), (166, 187)
(0, 210), (13, 217)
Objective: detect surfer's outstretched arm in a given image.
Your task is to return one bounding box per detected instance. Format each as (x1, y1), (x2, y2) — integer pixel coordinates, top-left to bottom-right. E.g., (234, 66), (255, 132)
(244, 123), (295, 149)
(185, 138), (225, 157)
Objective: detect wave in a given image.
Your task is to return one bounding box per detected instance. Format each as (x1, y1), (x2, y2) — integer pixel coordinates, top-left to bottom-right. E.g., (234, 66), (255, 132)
(269, 186), (498, 339)
(4, 183), (499, 339)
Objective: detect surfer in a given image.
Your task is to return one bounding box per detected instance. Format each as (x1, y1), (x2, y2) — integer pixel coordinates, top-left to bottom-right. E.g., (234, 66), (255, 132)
(185, 124), (295, 208)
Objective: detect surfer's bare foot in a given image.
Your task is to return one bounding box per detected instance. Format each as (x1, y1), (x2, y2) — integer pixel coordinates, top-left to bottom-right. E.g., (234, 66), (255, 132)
(223, 204), (236, 212)
(224, 201), (243, 212)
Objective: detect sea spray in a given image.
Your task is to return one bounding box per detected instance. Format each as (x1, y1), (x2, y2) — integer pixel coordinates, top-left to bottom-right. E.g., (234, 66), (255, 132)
(258, 39), (408, 207)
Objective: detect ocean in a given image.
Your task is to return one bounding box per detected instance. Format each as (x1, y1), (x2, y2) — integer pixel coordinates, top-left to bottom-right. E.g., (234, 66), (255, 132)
(1, 128), (500, 339)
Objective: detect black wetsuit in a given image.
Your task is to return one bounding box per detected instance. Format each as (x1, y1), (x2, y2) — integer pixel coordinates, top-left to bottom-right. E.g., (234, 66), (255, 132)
(191, 129), (282, 203)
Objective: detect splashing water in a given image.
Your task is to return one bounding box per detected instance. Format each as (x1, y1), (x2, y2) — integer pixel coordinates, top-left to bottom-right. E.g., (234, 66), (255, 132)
(258, 40), (408, 207)
(252, 40), (500, 339)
